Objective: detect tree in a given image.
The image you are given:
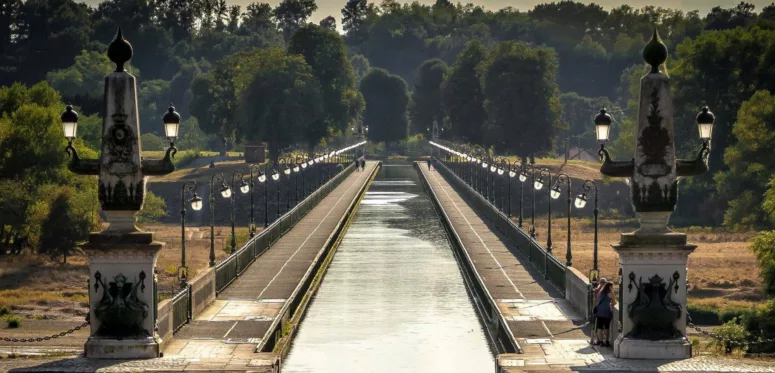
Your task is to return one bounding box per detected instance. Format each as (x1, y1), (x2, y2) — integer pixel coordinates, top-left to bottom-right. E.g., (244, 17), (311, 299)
(273, 0), (317, 40)
(442, 40), (487, 144)
(242, 2), (274, 33)
(137, 191), (167, 224)
(350, 54), (371, 82)
(288, 24), (363, 143)
(319, 16), (336, 30)
(479, 41), (562, 159)
(341, 0), (368, 37)
(409, 58), (449, 135)
(237, 49), (323, 162)
(559, 92), (616, 152)
(359, 68), (409, 143)
(39, 190), (80, 263)
(716, 90), (775, 231)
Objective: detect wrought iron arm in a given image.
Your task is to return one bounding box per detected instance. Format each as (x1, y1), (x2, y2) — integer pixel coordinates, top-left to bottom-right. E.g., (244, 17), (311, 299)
(65, 141), (99, 175)
(676, 142), (709, 177)
(142, 144), (177, 176)
(598, 145), (634, 178)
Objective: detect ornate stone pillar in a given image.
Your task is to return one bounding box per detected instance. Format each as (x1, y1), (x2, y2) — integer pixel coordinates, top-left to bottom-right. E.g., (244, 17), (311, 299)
(67, 29), (177, 359)
(598, 30), (711, 359)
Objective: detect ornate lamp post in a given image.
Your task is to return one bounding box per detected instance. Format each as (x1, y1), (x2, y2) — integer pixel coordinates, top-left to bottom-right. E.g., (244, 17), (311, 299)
(281, 158), (292, 211)
(294, 155), (303, 204)
(534, 168), (552, 250)
(209, 173), (230, 266)
(529, 158), (537, 238)
(575, 180), (599, 275)
(596, 30), (714, 359)
(62, 30), (184, 358)
(551, 174), (572, 266)
(228, 171), (248, 254)
(518, 162), (529, 228)
(248, 164), (263, 237)
(489, 159), (498, 205)
(179, 182), (203, 288)
(270, 164), (280, 223)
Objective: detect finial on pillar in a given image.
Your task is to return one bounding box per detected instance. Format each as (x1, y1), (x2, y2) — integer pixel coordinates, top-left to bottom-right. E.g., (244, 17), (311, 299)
(643, 28), (668, 74)
(107, 27), (133, 72)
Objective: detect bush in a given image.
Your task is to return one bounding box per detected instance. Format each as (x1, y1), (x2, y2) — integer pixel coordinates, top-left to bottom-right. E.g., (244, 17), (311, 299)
(6, 316), (21, 328)
(173, 149), (201, 168)
(687, 302), (753, 326)
(137, 191), (167, 224)
(707, 318), (749, 355)
(742, 299), (775, 353)
(0, 307), (8, 317)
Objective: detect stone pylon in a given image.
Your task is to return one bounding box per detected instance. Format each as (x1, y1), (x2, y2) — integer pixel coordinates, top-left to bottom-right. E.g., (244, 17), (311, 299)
(68, 29), (178, 359)
(598, 30), (710, 359)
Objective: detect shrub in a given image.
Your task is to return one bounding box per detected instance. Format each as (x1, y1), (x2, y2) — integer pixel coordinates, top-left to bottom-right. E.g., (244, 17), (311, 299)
(173, 150), (201, 168)
(742, 299), (775, 353)
(707, 318), (748, 355)
(0, 307), (8, 316)
(6, 316), (21, 328)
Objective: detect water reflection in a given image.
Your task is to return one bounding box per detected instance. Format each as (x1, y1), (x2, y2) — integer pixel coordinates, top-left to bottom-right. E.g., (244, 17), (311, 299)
(283, 165), (493, 373)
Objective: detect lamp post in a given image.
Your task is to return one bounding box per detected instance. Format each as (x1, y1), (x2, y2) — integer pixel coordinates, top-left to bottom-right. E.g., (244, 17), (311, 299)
(535, 168), (552, 251)
(594, 30), (715, 358)
(507, 160), (516, 217)
(282, 157), (292, 211)
(489, 159), (498, 205)
(228, 171), (248, 254)
(294, 155), (303, 204)
(209, 173), (230, 266)
(518, 162), (529, 228)
(529, 157), (537, 238)
(575, 179), (598, 273)
(179, 181), (203, 288)
(248, 164), (263, 237)
(270, 164), (280, 223)
(61, 30), (184, 358)
(551, 173), (572, 267)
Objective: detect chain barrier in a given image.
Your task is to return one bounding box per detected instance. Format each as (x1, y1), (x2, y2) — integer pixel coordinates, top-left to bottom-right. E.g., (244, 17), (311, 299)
(686, 312), (775, 347)
(0, 321), (88, 343)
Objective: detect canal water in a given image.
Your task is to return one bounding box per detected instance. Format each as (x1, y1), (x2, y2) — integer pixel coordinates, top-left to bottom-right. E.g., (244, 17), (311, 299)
(282, 164), (493, 373)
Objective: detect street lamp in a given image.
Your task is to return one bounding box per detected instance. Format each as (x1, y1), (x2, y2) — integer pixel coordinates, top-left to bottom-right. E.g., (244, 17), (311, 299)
(575, 180), (599, 273)
(61, 105), (78, 144)
(248, 164), (263, 237)
(281, 157), (292, 211)
(179, 181), (202, 288)
(518, 161), (529, 228)
(271, 164), (281, 222)
(294, 155), (303, 204)
(228, 171), (248, 254)
(163, 104), (181, 146)
(529, 158), (537, 238)
(536, 168), (552, 251)
(209, 173), (229, 267)
(551, 173), (573, 267)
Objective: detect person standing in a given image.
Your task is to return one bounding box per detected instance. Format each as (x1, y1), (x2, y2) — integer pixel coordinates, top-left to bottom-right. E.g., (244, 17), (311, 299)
(427, 158), (432, 170)
(593, 282), (616, 347)
(360, 158), (365, 171)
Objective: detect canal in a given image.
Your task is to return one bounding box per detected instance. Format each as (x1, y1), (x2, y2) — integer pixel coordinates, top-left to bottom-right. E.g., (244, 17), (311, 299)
(282, 164), (494, 373)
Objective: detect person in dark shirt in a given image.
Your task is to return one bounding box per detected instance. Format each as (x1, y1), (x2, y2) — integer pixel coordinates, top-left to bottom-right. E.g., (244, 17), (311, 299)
(593, 282), (616, 347)
(426, 158), (432, 170)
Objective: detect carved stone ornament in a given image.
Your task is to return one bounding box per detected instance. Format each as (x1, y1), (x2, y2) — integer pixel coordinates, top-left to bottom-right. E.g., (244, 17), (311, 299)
(626, 273), (682, 340)
(93, 271), (150, 339)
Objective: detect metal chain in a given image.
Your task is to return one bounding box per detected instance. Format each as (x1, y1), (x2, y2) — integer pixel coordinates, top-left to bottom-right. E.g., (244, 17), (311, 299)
(686, 311), (775, 347)
(0, 321), (89, 343)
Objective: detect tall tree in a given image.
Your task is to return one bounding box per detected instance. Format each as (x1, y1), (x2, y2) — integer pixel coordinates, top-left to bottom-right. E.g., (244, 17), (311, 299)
(409, 58), (449, 135)
(237, 48), (323, 162)
(559, 92), (616, 152)
(359, 68), (409, 143)
(273, 0), (317, 40)
(341, 0), (368, 39)
(479, 41), (561, 158)
(288, 24), (362, 137)
(319, 16), (336, 30)
(442, 40), (487, 144)
(716, 90), (775, 231)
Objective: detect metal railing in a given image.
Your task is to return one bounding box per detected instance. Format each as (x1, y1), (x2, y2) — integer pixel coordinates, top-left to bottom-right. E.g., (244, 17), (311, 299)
(214, 161), (358, 294)
(171, 286), (191, 333)
(433, 156), (567, 295)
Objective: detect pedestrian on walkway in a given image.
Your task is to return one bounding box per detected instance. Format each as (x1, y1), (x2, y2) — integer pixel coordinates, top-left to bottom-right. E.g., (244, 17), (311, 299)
(427, 158), (432, 170)
(590, 277), (606, 345)
(354, 158), (360, 171)
(593, 281), (616, 347)
(360, 158), (365, 171)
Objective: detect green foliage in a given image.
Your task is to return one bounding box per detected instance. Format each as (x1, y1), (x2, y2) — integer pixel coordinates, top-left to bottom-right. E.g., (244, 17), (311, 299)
(741, 299), (775, 353)
(0, 82), (99, 255)
(409, 58), (449, 135)
(237, 49), (323, 162)
(288, 25), (362, 146)
(716, 91), (775, 231)
(442, 40), (487, 144)
(360, 68), (409, 144)
(750, 231), (775, 298)
(137, 191), (167, 224)
(350, 54), (371, 82)
(177, 117), (209, 151)
(0, 306), (8, 316)
(479, 41), (562, 158)
(707, 318), (749, 355)
(141, 133), (165, 151)
(559, 92), (617, 152)
(6, 316), (20, 329)
(173, 150), (202, 169)
(273, 0), (318, 40)
(39, 188), (93, 264)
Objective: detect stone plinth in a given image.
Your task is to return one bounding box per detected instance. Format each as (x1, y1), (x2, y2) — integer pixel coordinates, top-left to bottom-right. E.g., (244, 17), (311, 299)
(612, 227), (696, 359)
(81, 230), (164, 359)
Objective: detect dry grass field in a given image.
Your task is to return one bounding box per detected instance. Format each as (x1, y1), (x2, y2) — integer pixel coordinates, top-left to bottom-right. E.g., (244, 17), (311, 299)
(0, 223), (252, 321)
(526, 215), (763, 310)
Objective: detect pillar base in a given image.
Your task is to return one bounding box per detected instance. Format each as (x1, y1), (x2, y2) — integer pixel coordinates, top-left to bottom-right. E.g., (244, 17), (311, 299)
(85, 336), (161, 359)
(614, 336), (691, 359)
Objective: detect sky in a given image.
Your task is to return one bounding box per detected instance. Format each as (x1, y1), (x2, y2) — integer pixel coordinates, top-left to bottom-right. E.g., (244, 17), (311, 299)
(78, 0), (775, 24)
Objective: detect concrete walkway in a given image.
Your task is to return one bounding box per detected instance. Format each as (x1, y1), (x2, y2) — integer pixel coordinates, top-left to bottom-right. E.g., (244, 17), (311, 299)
(418, 163), (775, 372)
(7, 162), (378, 373)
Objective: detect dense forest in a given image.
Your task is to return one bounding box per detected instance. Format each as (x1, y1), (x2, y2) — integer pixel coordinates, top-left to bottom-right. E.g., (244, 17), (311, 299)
(3, 1), (775, 245)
